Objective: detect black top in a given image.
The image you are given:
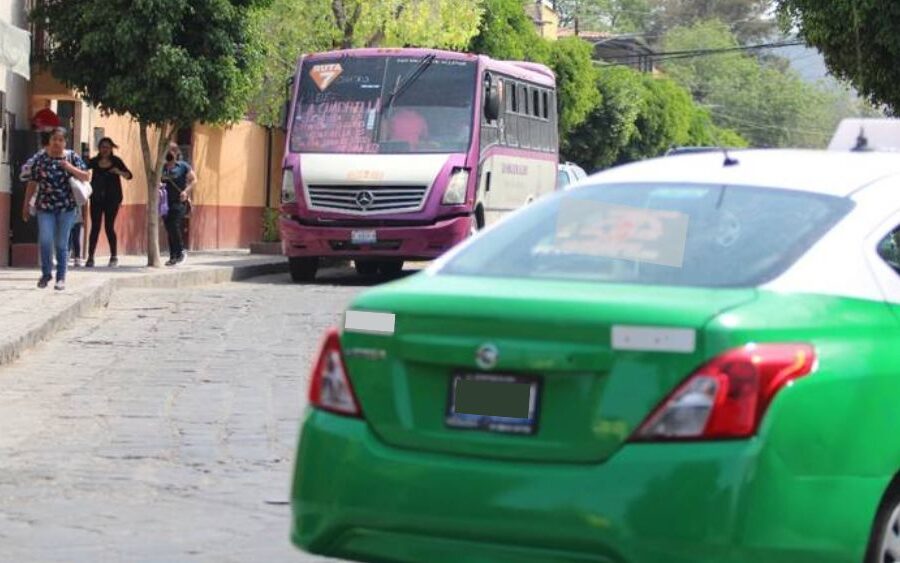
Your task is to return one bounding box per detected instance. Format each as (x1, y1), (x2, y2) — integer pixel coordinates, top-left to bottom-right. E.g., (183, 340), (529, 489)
(88, 155), (132, 203)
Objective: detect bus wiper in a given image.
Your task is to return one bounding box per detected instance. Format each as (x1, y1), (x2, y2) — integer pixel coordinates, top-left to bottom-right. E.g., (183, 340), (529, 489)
(382, 54), (436, 112)
(373, 54), (436, 145)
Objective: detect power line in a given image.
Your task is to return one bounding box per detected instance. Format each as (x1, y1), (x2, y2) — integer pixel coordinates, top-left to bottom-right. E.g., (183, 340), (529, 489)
(595, 40), (804, 63)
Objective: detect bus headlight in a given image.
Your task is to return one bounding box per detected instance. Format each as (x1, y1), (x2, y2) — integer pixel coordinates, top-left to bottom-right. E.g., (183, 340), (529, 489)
(281, 169), (296, 204)
(441, 168), (469, 205)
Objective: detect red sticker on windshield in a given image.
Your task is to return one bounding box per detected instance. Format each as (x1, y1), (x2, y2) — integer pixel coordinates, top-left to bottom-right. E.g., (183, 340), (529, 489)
(310, 64), (343, 91)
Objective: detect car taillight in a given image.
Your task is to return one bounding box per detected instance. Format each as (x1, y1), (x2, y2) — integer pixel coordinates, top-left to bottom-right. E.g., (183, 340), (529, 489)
(632, 343), (815, 441)
(308, 328), (362, 417)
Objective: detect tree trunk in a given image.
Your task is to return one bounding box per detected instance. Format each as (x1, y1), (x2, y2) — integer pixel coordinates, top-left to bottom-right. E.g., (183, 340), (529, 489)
(139, 122), (176, 267)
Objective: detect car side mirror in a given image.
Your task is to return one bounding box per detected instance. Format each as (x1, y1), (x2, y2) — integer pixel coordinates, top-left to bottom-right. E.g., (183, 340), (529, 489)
(484, 73), (501, 122)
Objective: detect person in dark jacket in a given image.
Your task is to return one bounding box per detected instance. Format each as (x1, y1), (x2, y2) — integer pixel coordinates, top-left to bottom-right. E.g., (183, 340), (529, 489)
(86, 137), (132, 267)
(161, 143), (197, 266)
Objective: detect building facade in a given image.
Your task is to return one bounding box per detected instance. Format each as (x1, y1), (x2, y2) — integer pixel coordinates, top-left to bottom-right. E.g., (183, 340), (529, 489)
(3, 2), (284, 266)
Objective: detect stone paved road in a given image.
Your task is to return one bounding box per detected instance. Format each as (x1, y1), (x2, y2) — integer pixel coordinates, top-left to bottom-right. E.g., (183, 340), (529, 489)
(0, 268), (389, 562)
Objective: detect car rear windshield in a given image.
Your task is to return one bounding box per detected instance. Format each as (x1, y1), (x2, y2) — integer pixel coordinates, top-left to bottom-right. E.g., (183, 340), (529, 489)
(439, 183), (854, 288)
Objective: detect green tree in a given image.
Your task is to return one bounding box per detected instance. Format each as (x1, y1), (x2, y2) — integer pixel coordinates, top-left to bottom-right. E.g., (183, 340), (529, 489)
(661, 19), (845, 148)
(553, 0), (654, 34)
(563, 66), (644, 169)
(563, 65), (745, 170)
(547, 37), (602, 137)
(647, 0), (775, 42)
(33, 0), (268, 266)
(777, 0), (900, 112)
(469, 0), (550, 62)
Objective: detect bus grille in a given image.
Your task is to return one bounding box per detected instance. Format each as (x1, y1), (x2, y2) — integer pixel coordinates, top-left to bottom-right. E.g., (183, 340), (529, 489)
(306, 185), (429, 214)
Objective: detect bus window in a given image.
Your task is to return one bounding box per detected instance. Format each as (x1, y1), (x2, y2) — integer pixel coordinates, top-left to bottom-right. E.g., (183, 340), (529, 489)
(542, 91), (549, 120)
(533, 89), (540, 118)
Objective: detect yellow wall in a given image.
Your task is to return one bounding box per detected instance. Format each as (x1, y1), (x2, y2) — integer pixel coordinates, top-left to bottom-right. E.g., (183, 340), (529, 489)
(192, 121), (270, 208)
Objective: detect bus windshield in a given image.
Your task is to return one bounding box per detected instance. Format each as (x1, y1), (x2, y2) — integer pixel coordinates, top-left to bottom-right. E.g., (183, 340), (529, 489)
(290, 56), (477, 154)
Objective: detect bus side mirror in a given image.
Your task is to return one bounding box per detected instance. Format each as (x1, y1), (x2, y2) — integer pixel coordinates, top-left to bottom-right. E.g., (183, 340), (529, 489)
(484, 74), (501, 122)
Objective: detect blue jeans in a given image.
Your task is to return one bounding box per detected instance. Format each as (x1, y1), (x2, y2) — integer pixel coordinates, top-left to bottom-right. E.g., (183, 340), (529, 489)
(37, 208), (77, 281)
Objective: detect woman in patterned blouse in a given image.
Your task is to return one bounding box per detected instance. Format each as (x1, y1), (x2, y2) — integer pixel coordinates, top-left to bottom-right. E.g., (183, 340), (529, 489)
(21, 127), (91, 290)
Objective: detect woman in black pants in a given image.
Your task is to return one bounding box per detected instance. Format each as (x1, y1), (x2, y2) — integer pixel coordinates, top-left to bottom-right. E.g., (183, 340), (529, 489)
(86, 137), (132, 267)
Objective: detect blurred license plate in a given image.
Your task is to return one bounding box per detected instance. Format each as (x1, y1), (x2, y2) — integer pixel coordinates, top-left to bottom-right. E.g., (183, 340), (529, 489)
(351, 230), (377, 245)
(446, 373), (540, 435)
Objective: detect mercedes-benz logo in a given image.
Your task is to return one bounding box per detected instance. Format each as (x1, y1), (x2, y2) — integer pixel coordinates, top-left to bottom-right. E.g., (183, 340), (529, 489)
(475, 343), (499, 371)
(355, 190), (375, 209)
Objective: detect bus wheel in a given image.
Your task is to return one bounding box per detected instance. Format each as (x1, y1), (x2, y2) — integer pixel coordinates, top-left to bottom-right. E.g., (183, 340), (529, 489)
(354, 260), (379, 276)
(377, 260), (404, 277)
(288, 257), (318, 282)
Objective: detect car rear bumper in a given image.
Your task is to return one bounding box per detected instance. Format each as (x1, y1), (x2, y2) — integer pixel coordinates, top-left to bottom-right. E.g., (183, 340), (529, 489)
(290, 410), (878, 563)
(279, 215), (471, 260)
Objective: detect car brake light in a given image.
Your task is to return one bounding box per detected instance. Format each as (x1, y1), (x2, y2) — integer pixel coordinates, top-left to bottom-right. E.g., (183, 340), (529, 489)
(308, 328), (362, 417)
(632, 343), (815, 441)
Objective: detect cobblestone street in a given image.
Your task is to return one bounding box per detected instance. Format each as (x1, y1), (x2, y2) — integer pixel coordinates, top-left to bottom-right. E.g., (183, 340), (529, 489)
(0, 271), (372, 562)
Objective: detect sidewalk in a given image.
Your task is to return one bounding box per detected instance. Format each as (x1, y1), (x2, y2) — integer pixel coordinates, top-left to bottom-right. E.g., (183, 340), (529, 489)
(0, 251), (288, 366)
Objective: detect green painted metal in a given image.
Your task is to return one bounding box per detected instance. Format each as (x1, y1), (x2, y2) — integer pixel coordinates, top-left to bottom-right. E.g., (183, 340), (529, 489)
(291, 274), (900, 562)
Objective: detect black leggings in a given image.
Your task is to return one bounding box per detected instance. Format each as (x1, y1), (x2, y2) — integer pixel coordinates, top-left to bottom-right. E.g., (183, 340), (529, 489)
(88, 197), (121, 259)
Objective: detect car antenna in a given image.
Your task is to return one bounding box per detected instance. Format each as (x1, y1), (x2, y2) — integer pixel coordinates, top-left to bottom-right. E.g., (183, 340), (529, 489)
(722, 146), (739, 167)
(851, 126), (871, 152)
(710, 121), (738, 166)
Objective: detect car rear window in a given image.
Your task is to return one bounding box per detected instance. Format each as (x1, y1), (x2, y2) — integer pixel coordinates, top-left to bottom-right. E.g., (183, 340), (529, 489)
(439, 183), (854, 288)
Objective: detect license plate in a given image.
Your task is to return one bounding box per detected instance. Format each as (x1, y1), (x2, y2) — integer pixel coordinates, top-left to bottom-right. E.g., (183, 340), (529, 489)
(351, 230), (377, 245)
(446, 373), (540, 435)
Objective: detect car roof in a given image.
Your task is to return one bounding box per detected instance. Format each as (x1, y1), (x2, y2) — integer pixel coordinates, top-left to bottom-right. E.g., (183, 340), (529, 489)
(585, 149), (900, 198)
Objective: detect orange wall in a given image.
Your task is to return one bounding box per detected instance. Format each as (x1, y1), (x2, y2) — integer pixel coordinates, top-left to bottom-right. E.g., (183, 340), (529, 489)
(73, 115), (281, 254)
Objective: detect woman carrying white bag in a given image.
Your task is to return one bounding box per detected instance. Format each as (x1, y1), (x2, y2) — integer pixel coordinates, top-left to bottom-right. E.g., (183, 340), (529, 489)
(20, 127), (90, 290)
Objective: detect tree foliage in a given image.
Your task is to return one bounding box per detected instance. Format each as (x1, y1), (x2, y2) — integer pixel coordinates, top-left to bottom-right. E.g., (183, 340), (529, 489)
(552, 0), (775, 41)
(563, 66), (746, 170)
(32, 0), (269, 266)
(546, 37), (601, 135)
(777, 0), (900, 112)
(469, 0), (550, 62)
(661, 19), (855, 148)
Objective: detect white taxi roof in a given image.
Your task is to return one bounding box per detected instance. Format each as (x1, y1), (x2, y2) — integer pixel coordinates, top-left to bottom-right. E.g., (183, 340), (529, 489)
(583, 149), (900, 198)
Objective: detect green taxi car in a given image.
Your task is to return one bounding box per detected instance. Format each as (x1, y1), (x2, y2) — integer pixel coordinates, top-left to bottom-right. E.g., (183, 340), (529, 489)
(291, 150), (900, 563)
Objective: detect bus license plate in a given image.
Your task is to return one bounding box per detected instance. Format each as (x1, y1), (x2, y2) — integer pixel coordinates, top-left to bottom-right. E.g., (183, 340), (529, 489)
(351, 230), (377, 245)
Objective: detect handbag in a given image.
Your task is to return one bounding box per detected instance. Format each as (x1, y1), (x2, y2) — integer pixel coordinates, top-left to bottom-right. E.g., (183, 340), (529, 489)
(66, 151), (92, 205)
(158, 185), (169, 217)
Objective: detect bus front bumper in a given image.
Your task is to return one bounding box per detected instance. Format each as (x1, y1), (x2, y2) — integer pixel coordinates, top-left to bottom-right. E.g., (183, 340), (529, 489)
(279, 215), (471, 260)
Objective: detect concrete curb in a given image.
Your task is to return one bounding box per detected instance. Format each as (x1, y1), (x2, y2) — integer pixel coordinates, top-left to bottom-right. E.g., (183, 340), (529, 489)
(0, 259), (287, 367)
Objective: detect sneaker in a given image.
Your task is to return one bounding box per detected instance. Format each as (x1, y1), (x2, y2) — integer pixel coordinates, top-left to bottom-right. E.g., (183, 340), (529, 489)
(54, 280), (65, 291)
(73, 258), (82, 268)
(165, 258), (177, 266)
(108, 257), (118, 268)
(37, 275), (51, 288)
(85, 257), (95, 268)
(175, 253), (187, 265)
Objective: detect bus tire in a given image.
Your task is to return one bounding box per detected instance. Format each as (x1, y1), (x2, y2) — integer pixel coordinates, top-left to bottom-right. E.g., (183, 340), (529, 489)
(354, 260), (379, 276)
(377, 260), (404, 277)
(289, 257), (318, 282)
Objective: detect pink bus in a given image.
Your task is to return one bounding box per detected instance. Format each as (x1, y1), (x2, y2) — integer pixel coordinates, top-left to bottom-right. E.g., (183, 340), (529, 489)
(279, 48), (558, 281)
